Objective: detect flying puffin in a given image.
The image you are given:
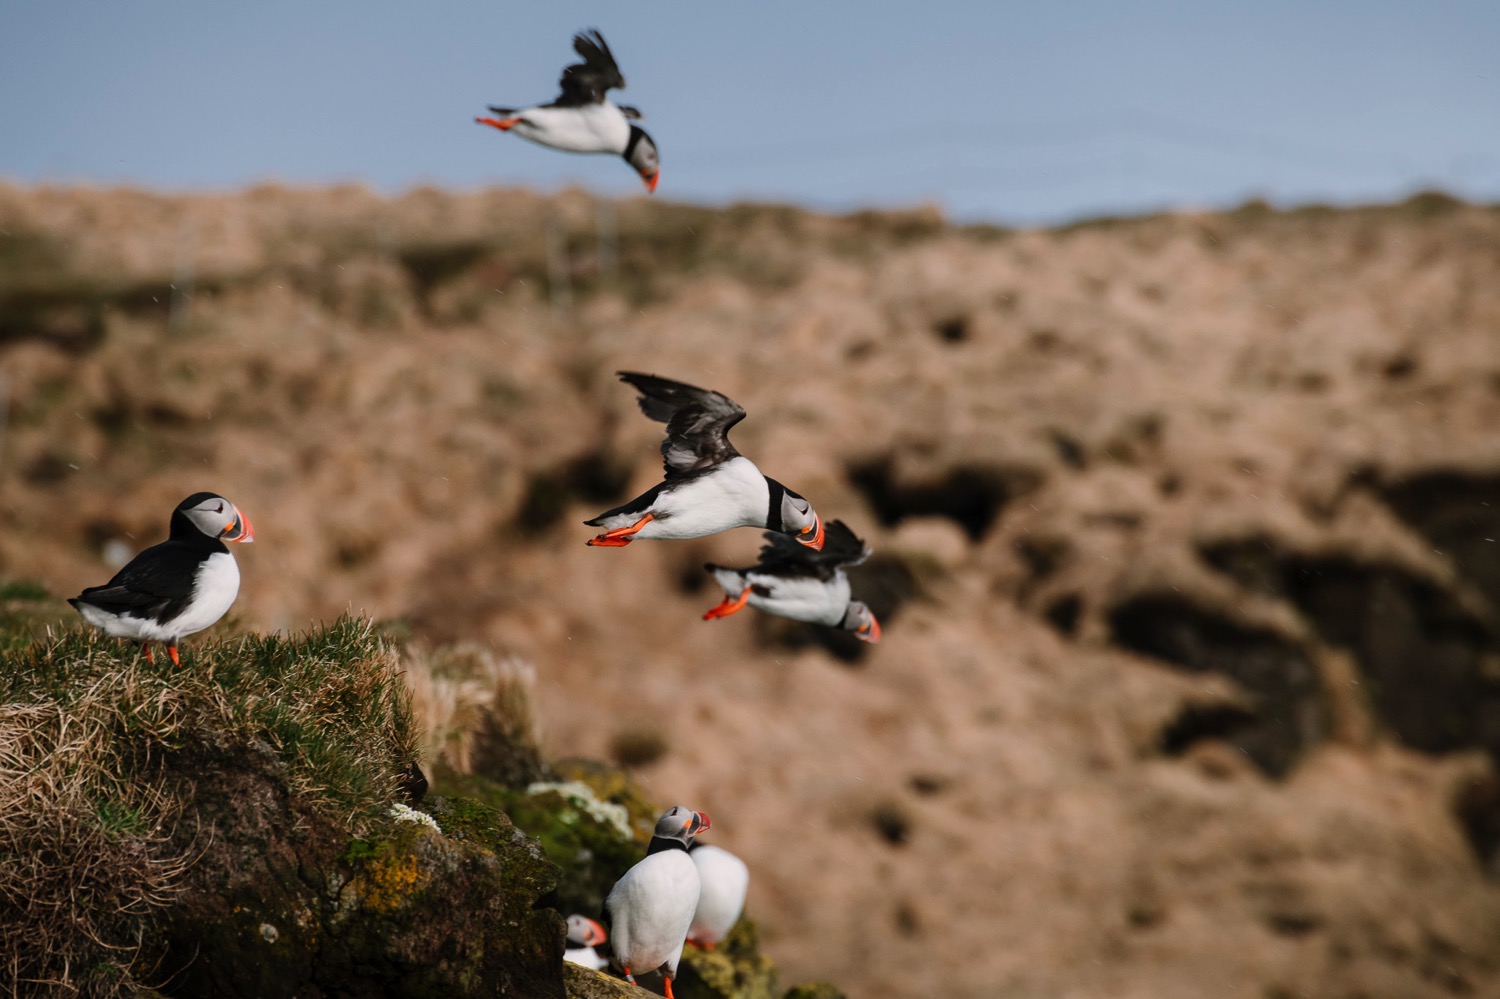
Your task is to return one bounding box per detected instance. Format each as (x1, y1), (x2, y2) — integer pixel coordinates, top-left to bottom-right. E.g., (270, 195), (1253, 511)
(584, 372), (825, 550)
(563, 914), (609, 971)
(702, 519), (881, 642)
(602, 805), (710, 999)
(475, 29), (661, 192)
(686, 843), (750, 949)
(68, 492), (254, 665)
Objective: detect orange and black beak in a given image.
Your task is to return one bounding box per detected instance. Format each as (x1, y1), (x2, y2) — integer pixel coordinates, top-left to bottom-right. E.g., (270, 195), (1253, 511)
(857, 615), (882, 645)
(797, 516), (825, 551)
(641, 169), (659, 193)
(691, 811), (711, 835)
(223, 507), (254, 543)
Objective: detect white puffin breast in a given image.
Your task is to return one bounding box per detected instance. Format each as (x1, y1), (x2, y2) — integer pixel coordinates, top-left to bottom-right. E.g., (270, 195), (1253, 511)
(689, 845), (750, 945)
(564, 945), (608, 971)
(605, 850), (700, 976)
(169, 551), (241, 637)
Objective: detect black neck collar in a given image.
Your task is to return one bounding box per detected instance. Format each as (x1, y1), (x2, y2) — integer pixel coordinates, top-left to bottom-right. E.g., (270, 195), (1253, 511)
(623, 125), (646, 162)
(764, 477), (786, 534)
(646, 835), (690, 855)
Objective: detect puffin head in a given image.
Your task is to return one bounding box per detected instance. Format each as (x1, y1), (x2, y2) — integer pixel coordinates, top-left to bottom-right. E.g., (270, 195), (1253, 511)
(623, 125), (660, 193)
(655, 805), (711, 845)
(779, 488), (824, 551)
(565, 914), (607, 948)
(175, 492), (255, 543)
(841, 601), (881, 644)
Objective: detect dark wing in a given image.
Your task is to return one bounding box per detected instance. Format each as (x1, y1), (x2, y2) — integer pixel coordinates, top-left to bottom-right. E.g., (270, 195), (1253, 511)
(551, 28), (626, 107)
(751, 521), (870, 582)
(617, 371), (746, 479)
(71, 541), (198, 619)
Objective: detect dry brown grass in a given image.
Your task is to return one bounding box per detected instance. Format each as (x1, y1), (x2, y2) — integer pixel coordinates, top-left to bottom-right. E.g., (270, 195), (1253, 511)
(402, 643), (539, 775)
(0, 616), (419, 995)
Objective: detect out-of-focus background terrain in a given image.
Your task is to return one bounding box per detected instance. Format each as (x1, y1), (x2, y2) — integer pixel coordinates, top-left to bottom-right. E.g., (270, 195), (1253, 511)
(6, 4), (1500, 998)
(5, 184), (1500, 998)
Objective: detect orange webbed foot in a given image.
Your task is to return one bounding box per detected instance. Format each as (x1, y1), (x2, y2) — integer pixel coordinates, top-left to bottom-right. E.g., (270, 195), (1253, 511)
(475, 116), (520, 131)
(703, 588), (751, 621)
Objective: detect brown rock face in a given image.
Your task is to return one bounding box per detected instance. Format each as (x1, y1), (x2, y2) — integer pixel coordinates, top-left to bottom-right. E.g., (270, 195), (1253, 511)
(5, 184), (1500, 997)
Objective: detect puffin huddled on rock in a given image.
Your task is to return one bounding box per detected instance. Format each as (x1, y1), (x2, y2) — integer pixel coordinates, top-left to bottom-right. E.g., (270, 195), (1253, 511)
(703, 519), (881, 643)
(564, 914), (610, 970)
(585, 372), (825, 550)
(476, 29), (661, 192)
(68, 492), (254, 665)
(602, 805), (710, 998)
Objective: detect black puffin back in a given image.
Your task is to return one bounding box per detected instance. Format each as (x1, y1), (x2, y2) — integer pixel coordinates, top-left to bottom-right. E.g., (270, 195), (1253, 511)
(70, 495), (227, 623)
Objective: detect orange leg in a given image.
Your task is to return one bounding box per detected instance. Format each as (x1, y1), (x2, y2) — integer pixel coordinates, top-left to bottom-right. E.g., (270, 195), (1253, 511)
(167, 644), (181, 666)
(143, 643), (156, 665)
(702, 588), (751, 621)
(587, 513), (654, 548)
(664, 976), (675, 999)
(621, 965), (636, 986)
(475, 116), (520, 131)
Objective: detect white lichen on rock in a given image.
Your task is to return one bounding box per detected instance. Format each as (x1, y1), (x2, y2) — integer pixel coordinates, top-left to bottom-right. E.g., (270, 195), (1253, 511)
(525, 780), (632, 839)
(389, 802), (442, 832)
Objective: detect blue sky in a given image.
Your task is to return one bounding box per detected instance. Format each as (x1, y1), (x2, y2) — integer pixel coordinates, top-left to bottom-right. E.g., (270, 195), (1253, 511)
(1, 1), (1497, 223)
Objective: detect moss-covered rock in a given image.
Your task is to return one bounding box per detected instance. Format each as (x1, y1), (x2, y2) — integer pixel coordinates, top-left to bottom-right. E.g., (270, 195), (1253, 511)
(675, 919), (778, 999)
(149, 746), (565, 998)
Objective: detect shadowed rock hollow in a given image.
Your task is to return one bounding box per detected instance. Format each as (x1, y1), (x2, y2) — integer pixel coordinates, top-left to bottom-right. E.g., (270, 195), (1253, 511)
(5, 184), (1500, 997)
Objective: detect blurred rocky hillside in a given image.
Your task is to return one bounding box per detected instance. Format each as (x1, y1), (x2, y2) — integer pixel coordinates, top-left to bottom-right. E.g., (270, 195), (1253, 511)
(3, 183), (1500, 998)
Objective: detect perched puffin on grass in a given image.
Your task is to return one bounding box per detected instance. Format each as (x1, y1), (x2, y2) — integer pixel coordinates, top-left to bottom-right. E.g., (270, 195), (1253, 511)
(687, 843), (749, 949)
(68, 492), (254, 665)
(703, 519), (880, 642)
(563, 914), (609, 971)
(585, 372), (825, 550)
(476, 28), (661, 192)
(602, 805), (710, 998)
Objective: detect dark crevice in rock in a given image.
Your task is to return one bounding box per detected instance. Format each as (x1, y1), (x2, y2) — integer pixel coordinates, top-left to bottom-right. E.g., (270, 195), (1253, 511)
(1202, 535), (1500, 756)
(1109, 594), (1324, 778)
(1160, 702), (1258, 759)
(1043, 594), (1082, 636)
(515, 450), (633, 532)
(847, 457), (1038, 542)
(1454, 768), (1500, 876)
(1383, 472), (1500, 618)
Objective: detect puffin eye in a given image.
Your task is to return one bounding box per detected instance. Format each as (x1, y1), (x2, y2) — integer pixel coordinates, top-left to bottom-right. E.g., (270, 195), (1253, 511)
(214, 502), (224, 513)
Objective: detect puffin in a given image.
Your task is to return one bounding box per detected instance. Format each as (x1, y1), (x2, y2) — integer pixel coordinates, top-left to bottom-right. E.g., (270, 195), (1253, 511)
(585, 372), (825, 550)
(563, 914), (609, 971)
(68, 492), (254, 665)
(475, 28), (661, 192)
(602, 805), (710, 998)
(686, 843), (750, 949)
(702, 519), (881, 642)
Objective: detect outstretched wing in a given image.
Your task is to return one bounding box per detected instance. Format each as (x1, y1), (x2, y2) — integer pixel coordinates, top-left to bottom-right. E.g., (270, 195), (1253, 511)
(617, 371), (746, 479)
(751, 520), (870, 581)
(552, 28), (626, 107)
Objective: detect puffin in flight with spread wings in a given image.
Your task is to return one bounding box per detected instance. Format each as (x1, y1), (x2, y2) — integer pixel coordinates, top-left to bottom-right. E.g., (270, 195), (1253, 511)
(68, 492), (255, 665)
(476, 29), (660, 192)
(702, 519), (880, 642)
(584, 372), (825, 550)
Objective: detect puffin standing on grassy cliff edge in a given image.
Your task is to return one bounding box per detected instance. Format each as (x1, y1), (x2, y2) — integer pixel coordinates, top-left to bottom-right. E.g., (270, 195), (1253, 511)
(703, 519), (880, 642)
(602, 805), (710, 998)
(584, 372), (826, 550)
(476, 28), (661, 192)
(68, 492), (254, 665)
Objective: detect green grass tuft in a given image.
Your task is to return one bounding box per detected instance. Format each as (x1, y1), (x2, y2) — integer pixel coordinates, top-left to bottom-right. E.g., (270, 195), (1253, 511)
(0, 613), (420, 994)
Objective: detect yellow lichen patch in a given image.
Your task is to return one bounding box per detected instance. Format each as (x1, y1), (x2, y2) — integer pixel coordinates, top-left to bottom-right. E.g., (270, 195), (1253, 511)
(358, 847), (429, 914)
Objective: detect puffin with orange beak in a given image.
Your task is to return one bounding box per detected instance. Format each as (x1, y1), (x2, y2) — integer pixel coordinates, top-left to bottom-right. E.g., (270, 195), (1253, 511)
(584, 372), (825, 550)
(68, 491), (254, 666)
(702, 519), (881, 643)
(475, 28), (661, 192)
(602, 806), (710, 998)
(563, 914), (610, 970)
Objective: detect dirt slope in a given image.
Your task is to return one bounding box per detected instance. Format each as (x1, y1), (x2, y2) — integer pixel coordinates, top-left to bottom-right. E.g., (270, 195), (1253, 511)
(4, 183), (1500, 997)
